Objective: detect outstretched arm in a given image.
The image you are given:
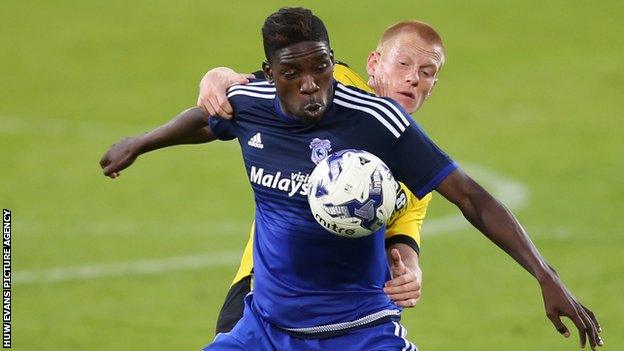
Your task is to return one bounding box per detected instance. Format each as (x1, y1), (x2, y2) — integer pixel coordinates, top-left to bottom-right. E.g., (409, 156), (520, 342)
(436, 168), (602, 349)
(100, 107), (214, 178)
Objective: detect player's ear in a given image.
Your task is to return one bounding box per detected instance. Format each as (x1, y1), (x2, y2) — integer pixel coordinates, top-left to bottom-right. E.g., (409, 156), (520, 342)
(262, 60), (273, 83)
(366, 50), (380, 76)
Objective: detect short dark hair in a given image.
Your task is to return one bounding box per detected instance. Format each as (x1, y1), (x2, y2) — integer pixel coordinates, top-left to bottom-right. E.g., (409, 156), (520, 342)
(262, 7), (330, 62)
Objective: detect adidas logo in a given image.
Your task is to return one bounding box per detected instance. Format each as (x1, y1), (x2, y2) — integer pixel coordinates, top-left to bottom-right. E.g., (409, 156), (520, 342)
(247, 132), (264, 149)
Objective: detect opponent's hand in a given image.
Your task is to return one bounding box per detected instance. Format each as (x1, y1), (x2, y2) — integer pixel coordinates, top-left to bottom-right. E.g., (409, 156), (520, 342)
(383, 249), (422, 308)
(99, 137), (140, 178)
(197, 67), (255, 119)
(540, 273), (603, 350)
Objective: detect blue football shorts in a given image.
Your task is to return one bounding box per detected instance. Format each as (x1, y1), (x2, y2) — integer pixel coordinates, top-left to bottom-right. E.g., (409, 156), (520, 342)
(202, 294), (418, 351)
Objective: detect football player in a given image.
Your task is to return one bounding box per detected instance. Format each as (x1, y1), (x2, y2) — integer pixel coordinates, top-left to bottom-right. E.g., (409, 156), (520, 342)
(197, 20), (444, 335)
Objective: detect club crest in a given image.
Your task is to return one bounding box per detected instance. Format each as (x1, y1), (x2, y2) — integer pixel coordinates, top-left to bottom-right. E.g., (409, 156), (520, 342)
(309, 138), (332, 164)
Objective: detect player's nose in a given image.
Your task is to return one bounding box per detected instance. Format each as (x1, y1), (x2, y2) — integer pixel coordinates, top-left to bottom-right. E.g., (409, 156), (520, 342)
(406, 71), (419, 87)
(299, 75), (320, 95)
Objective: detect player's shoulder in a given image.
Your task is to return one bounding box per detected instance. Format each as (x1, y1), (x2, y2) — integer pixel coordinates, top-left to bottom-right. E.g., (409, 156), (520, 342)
(226, 79), (276, 100)
(333, 81), (413, 139)
(225, 79), (276, 115)
(333, 61), (374, 93)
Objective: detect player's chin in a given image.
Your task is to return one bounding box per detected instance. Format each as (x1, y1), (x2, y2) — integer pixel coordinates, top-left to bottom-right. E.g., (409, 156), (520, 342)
(394, 96), (418, 113)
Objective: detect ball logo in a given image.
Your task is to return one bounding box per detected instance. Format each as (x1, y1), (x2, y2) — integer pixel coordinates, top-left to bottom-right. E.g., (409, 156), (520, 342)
(309, 138), (332, 164)
(314, 213), (357, 236)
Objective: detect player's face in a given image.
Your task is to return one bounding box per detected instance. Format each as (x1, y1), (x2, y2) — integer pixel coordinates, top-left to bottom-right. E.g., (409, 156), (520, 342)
(367, 33), (443, 113)
(264, 41), (334, 124)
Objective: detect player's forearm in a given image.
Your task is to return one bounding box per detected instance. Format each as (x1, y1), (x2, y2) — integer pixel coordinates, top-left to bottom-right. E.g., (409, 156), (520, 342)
(437, 170), (555, 283)
(133, 107), (215, 156)
(459, 187), (554, 282)
(387, 243), (420, 273)
(387, 243), (422, 288)
(385, 243), (422, 306)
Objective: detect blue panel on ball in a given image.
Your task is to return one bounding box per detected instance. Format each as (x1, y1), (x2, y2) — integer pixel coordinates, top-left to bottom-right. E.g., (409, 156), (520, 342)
(315, 182), (329, 198)
(325, 167), (385, 230)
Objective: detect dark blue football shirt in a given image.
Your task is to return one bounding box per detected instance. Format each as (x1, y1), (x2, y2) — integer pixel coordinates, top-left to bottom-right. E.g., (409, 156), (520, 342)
(208, 79), (457, 333)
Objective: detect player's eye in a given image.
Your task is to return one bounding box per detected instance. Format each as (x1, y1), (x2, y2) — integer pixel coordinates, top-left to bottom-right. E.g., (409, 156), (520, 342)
(421, 70), (430, 77)
(316, 63), (329, 72)
(283, 70), (299, 79)
(398, 61), (409, 67)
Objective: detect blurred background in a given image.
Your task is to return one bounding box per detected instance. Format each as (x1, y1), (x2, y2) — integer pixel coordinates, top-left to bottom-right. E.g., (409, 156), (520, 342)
(2, 0), (623, 350)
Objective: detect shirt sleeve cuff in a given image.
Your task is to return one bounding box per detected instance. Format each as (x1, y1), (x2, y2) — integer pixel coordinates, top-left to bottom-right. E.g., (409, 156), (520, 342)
(384, 234), (420, 256)
(416, 161), (458, 199)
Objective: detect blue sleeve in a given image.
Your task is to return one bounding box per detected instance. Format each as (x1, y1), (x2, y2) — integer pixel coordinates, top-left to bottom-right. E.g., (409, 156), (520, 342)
(384, 122), (457, 199)
(365, 100), (456, 199)
(208, 116), (237, 141)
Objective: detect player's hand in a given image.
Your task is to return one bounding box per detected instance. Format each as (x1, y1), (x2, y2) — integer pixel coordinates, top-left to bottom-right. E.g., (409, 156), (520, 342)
(383, 248), (421, 308)
(540, 272), (603, 350)
(99, 137), (140, 178)
(197, 67), (255, 119)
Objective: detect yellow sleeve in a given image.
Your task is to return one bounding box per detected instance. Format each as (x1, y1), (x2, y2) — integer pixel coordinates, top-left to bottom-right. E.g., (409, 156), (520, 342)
(385, 183), (432, 249)
(333, 62), (374, 93)
(230, 222), (254, 286)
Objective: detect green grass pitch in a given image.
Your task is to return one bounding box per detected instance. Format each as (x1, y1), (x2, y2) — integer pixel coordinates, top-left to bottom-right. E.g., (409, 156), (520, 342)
(2, 1), (623, 350)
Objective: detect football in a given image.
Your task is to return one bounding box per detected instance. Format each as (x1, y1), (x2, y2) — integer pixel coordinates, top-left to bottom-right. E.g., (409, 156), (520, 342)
(307, 149), (398, 238)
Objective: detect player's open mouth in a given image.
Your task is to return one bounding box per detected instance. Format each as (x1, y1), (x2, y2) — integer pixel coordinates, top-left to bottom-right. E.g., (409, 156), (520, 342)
(397, 91), (415, 100)
(304, 103), (323, 113)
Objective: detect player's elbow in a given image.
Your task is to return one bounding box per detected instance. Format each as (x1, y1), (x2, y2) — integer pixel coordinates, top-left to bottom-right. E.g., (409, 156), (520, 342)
(437, 169), (483, 208)
(437, 170), (491, 223)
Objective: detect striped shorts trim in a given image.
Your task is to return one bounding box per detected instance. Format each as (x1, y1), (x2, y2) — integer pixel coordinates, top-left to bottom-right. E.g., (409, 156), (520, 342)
(393, 321), (418, 351)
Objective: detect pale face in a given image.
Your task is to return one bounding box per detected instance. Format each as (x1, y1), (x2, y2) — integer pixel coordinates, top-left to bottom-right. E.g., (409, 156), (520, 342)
(366, 33), (444, 113)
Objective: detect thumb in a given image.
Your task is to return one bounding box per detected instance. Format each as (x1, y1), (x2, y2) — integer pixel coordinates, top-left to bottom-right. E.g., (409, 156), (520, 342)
(103, 164), (116, 176)
(547, 313), (571, 338)
(390, 249), (406, 276)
